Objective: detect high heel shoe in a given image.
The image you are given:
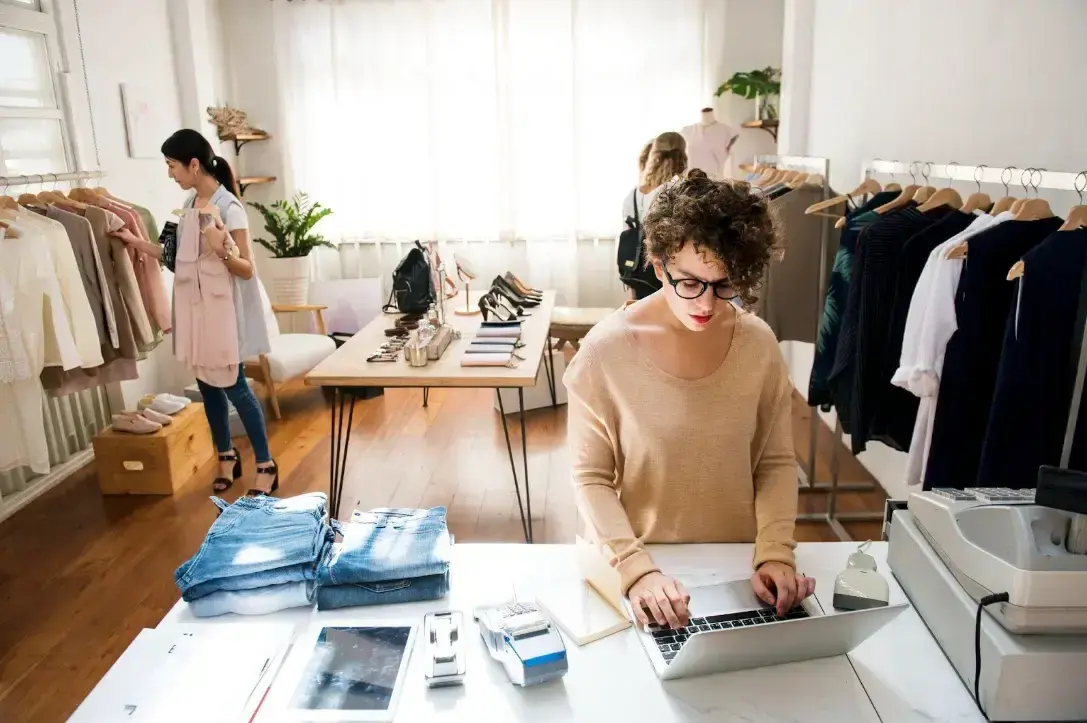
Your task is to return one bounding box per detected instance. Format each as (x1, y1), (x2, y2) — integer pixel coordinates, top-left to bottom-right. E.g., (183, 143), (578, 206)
(490, 286), (528, 317)
(247, 460), (279, 497)
(492, 276), (539, 307)
(213, 447), (242, 493)
(478, 292), (517, 322)
(505, 272), (542, 297)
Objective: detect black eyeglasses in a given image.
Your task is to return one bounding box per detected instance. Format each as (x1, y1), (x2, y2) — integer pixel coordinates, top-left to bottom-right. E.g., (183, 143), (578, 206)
(663, 267), (738, 301)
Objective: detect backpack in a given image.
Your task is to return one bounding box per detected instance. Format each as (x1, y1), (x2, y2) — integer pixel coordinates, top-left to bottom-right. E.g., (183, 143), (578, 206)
(382, 240), (435, 314)
(617, 190), (662, 299)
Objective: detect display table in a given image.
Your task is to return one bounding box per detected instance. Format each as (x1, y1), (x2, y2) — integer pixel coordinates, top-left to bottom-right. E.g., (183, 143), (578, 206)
(305, 290), (557, 540)
(153, 541), (983, 723)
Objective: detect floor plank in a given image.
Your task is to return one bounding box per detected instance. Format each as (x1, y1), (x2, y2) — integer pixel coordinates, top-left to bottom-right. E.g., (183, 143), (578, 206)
(0, 378), (886, 722)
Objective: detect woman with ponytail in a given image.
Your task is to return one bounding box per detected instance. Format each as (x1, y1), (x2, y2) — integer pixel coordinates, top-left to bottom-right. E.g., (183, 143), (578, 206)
(113, 129), (277, 497)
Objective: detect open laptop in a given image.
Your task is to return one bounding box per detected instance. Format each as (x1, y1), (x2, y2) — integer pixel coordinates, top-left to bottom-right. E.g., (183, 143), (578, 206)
(624, 579), (907, 681)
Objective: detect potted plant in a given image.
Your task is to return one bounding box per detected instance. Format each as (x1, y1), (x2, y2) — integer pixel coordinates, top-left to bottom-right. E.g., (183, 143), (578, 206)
(249, 192), (334, 305)
(715, 66), (781, 121)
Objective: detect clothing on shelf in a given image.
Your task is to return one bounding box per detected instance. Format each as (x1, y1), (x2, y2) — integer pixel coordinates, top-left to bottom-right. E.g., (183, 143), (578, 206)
(316, 506), (452, 611)
(174, 493), (334, 617)
(681, 121), (738, 181)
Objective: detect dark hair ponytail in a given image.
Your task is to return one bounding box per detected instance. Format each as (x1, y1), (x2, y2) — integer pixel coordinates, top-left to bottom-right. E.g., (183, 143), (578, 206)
(161, 128), (240, 198)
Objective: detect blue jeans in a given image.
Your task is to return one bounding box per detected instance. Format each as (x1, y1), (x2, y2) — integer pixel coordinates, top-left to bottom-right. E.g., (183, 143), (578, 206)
(316, 571), (450, 610)
(175, 493), (334, 602)
(317, 507), (451, 587)
(190, 580), (315, 617)
(197, 364), (271, 463)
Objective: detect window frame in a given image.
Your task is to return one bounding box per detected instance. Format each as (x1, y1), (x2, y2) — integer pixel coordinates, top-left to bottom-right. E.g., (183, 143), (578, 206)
(0, 0), (71, 176)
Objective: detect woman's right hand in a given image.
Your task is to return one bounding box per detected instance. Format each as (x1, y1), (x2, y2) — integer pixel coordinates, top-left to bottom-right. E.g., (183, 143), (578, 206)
(628, 572), (690, 629)
(110, 227), (141, 245)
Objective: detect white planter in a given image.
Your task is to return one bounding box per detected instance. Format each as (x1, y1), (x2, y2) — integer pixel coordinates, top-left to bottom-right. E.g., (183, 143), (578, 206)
(266, 255), (312, 305)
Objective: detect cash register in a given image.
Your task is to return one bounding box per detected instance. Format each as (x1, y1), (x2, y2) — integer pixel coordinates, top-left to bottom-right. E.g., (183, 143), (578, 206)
(888, 474), (1087, 721)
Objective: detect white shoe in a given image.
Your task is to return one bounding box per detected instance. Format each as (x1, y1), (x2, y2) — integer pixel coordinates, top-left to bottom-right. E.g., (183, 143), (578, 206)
(160, 393), (192, 407)
(138, 394), (186, 415)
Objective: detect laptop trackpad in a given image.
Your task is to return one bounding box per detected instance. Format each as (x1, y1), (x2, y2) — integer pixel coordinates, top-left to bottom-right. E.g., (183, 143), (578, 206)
(686, 580), (767, 618)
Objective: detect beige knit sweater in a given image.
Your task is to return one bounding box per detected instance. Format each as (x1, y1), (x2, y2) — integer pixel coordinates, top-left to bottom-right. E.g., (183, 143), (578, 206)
(564, 306), (799, 594)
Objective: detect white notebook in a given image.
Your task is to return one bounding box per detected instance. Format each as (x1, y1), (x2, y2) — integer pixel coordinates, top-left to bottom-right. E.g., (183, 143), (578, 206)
(536, 578), (631, 646)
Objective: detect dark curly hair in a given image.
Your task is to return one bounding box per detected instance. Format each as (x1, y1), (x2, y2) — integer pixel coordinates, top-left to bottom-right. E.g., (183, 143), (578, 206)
(642, 168), (778, 306)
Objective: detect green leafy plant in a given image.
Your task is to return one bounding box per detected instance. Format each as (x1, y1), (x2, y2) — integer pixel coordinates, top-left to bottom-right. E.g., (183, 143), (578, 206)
(715, 66), (781, 117)
(248, 192), (334, 258)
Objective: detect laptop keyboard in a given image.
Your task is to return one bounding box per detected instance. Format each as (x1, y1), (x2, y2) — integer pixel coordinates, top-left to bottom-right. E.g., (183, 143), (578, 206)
(649, 607), (810, 663)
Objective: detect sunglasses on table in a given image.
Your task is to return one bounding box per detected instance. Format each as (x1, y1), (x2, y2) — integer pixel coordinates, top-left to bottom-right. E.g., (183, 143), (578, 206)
(663, 267), (739, 301)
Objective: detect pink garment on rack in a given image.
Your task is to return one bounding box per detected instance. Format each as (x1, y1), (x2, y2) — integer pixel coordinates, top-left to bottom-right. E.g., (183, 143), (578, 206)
(106, 201), (171, 333)
(173, 209), (240, 387)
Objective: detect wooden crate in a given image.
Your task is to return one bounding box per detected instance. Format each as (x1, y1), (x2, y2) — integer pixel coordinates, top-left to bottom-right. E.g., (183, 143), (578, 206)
(93, 403), (215, 495)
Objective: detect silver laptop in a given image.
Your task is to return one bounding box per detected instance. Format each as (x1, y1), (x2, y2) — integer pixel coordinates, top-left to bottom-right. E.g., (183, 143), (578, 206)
(625, 580), (907, 680)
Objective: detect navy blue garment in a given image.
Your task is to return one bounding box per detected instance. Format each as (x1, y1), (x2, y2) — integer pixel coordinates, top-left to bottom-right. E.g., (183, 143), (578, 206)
(977, 228), (1087, 488)
(873, 210), (975, 451)
(924, 217), (1065, 489)
(829, 203), (948, 451)
(808, 191), (900, 411)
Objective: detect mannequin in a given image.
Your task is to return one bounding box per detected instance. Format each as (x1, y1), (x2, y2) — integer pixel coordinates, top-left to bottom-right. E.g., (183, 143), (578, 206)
(682, 107), (738, 181)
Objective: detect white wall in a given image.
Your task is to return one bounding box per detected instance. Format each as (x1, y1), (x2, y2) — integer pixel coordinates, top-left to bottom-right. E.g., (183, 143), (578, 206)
(778, 0), (1087, 499)
(57, 0), (192, 406)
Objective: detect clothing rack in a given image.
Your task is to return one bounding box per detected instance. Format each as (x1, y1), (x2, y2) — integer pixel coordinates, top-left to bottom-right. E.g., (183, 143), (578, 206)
(863, 158), (1087, 510)
(0, 167), (115, 526)
(0, 170), (105, 188)
(753, 155), (881, 541)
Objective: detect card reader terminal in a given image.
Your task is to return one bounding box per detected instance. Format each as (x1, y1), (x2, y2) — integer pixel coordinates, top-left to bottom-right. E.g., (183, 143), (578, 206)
(474, 602), (568, 686)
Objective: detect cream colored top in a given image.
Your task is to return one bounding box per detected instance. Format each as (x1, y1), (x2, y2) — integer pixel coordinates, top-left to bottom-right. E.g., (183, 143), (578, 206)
(563, 306), (798, 594)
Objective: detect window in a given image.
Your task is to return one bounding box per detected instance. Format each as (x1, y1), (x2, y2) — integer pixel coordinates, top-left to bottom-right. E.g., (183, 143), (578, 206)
(0, 2), (68, 177)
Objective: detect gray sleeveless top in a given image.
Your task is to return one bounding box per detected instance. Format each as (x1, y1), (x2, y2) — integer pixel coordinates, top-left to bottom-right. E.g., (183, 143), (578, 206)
(177, 186), (271, 360)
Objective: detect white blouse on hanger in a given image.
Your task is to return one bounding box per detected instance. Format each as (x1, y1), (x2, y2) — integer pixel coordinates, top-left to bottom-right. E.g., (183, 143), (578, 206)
(18, 209), (103, 369)
(0, 224), (80, 474)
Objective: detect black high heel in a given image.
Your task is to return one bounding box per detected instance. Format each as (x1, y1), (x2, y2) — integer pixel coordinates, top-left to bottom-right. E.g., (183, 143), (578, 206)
(212, 447), (242, 492)
(492, 276), (539, 307)
(247, 460), (279, 497)
(478, 292), (517, 322)
(490, 286), (528, 317)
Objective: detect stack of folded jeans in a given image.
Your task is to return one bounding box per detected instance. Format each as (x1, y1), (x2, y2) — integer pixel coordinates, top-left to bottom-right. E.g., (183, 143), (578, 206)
(175, 492), (335, 617)
(316, 506), (452, 610)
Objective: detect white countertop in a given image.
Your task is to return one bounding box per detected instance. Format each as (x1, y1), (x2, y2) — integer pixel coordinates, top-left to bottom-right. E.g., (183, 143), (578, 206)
(157, 542), (983, 723)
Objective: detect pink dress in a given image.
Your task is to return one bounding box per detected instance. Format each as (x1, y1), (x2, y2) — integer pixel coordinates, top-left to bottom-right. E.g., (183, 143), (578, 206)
(173, 210), (240, 387)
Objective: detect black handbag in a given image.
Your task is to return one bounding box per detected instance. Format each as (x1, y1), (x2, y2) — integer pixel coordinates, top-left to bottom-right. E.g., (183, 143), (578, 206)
(159, 220), (178, 273)
(617, 190), (662, 299)
(382, 240), (435, 314)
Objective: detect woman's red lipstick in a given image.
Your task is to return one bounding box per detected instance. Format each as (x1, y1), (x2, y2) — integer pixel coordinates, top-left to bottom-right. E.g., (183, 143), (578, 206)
(690, 313), (713, 325)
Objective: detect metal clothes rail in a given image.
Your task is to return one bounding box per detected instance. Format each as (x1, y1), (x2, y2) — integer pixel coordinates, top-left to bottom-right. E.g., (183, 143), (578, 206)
(752, 155), (882, 541)
(0, 170), (105, 187)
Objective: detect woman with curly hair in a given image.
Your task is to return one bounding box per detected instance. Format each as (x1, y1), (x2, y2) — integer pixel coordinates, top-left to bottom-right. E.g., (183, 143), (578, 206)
(566, 168), (814, 630)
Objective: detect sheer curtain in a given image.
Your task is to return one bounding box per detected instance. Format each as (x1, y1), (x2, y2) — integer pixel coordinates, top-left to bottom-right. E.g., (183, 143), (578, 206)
(272, 0), (714, 306)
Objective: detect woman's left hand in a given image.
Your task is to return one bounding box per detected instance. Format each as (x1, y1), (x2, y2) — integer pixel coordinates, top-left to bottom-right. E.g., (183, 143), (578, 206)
(203, 217), (230, 257)
(750, 561), (816, 616)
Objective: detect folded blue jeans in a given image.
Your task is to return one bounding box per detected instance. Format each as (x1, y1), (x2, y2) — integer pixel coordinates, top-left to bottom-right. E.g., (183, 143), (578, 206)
(190, 580), (315, 618)
(317, 507), (451, 587)
(176, 492), (334, 602)
(316, 571), (450, 610)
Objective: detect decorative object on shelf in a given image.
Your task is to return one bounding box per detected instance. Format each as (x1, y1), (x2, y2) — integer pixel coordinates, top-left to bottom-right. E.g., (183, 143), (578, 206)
(249, 192), (334, 305)
(207, 106), (265, 140)
(715, 66), (781, 121)
(453, 251), (482, 316)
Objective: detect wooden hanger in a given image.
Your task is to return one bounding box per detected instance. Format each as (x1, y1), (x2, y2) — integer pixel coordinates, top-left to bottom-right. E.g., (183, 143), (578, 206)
(1007, 259), (1025, 280)
(0, 195), (19, 210)
(1058, 174), (1087, 231)
(991, 195), (1018, 214)
(912, 185), (937, 203)
(961, 191), (992, 214)
(69, 187), (103, 205)
(873, 184), (919, 215)
(917, 187), (963, 213)
(1013, 198), (1053, 221)
(40, 189), (87, 210)
(884, 182), (902, 192)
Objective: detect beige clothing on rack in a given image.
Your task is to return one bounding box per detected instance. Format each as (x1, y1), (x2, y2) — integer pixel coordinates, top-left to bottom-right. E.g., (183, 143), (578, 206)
(757, 185), (842, 344)
(84, 206), (140, 360)
(45, 206), (116, 355)
(564, 307), (799, 595)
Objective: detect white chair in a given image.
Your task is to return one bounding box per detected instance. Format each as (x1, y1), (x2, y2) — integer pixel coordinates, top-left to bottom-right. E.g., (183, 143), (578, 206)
(244, 278), (337, 420)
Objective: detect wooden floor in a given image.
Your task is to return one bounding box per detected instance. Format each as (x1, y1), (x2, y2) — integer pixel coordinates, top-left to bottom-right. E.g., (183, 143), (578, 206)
(0, 380), (886, 722)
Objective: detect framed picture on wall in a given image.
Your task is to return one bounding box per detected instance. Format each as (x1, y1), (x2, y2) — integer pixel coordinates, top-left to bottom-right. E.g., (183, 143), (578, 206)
(120, 83), (168, 159)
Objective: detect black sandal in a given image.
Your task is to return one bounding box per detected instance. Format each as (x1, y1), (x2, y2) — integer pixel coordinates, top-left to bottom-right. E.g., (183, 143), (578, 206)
(213, 447), (242, 492)
(246, 460), (280, 497)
